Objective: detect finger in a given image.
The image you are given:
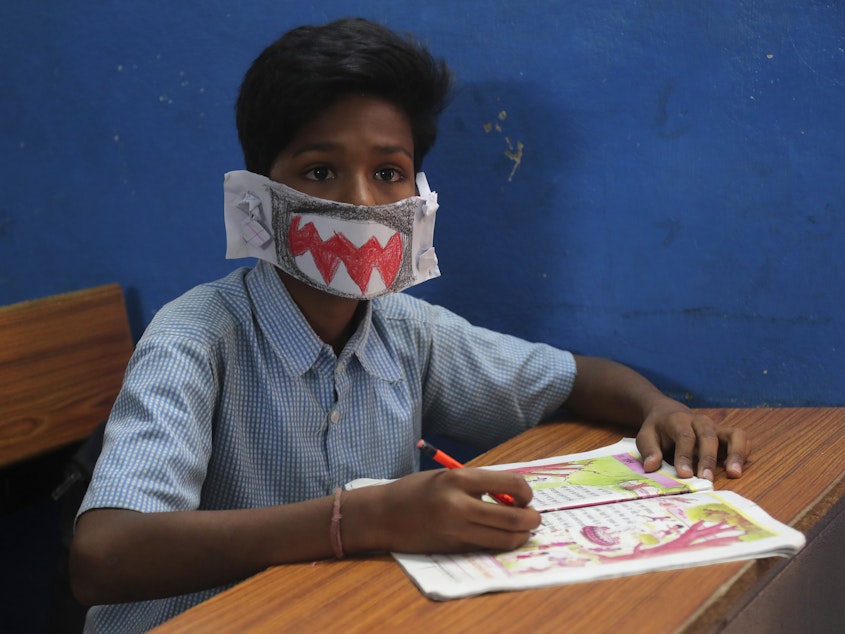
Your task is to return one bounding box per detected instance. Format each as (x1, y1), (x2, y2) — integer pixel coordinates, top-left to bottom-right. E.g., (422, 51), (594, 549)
(454, 515), (539, 552)
(465, 488), (542, 526)
(718, 427), (750, 478)
(670, 423), (697, 479)
(690, 415), (719, 480)
(457, 469), (535, 507)
(433, 471), (541, 549)
(635, 425), (665, 473)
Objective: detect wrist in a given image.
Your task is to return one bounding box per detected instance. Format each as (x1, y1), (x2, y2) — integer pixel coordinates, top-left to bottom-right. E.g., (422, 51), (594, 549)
(334, 486), (388, 555)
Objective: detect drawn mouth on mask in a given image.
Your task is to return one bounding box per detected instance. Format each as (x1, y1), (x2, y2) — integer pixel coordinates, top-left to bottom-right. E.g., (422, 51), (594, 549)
(288, 213), (403, 296)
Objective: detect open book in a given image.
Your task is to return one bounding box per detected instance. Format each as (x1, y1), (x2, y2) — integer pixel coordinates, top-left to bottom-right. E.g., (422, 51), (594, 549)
(390, 438), (806, 601)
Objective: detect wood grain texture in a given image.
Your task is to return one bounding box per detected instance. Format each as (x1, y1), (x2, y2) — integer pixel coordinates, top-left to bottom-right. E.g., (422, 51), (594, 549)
(151, 408), (845, 634)
(0, 284), (133, 466)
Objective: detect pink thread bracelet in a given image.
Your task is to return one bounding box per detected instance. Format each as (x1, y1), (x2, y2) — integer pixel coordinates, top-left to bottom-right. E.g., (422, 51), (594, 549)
(330, 487), (345, 559)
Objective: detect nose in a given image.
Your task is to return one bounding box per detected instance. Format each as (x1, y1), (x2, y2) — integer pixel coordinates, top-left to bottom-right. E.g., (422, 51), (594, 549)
(341, 172), (376, 206)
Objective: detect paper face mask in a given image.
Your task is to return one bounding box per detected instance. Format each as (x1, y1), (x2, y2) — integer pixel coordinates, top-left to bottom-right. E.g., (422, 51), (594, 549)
(223, 170), (440, 299)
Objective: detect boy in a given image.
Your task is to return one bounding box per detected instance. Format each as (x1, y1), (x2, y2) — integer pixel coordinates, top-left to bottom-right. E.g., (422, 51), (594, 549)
(70, 17), (749, 631)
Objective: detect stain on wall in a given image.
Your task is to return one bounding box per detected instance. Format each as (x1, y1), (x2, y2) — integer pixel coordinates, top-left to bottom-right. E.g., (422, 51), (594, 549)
(484, 110), (524, 181)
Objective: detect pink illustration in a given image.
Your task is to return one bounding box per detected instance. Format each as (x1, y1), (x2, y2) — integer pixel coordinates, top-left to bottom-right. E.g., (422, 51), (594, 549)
(595, 520), (742, 563)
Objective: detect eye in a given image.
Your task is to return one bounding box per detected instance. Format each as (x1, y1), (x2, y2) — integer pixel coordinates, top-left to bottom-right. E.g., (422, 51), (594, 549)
(374, 168), (403, 182)
(304, 166), (334, 181)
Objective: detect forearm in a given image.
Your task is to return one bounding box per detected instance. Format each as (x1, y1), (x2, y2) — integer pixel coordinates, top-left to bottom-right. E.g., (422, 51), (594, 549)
(71, 496), (341, 605)
(70, 470), (541, 606)
(564, 354), (683, 427)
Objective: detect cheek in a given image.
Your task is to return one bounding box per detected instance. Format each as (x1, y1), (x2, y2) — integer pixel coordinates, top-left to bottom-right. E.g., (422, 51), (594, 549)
(374, 181), (416, 205)
(268, 159), (292, 185)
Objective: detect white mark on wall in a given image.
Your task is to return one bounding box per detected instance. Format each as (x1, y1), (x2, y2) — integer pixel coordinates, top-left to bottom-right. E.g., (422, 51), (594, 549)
(788, 27), (845, 87)
(483, 109), (524, 182)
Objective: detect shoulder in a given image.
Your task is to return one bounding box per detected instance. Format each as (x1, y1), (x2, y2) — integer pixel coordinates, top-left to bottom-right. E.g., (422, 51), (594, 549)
(370, 292), (479, 351)
(372, 291), (465, 328)
(141, 267), (254, 348)
(368, 292), (496, 366)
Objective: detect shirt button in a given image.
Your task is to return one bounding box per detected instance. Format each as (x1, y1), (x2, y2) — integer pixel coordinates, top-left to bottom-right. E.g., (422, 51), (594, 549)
(329, 409), (341, 424)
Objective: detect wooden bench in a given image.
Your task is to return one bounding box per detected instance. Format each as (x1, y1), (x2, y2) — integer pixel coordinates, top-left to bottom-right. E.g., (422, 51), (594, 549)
(0, 284), (134, 468)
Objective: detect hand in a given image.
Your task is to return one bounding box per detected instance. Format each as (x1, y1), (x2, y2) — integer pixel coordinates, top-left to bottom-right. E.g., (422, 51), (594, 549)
(343, 468), (541, 555)
(635, 401), (750, 480)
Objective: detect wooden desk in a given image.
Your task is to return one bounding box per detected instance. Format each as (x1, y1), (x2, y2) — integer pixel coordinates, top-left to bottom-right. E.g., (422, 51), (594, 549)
(151, 408), (845, 633)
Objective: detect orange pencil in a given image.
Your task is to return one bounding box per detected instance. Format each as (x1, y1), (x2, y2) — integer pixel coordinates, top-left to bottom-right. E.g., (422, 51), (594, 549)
(416, 439), (516, 506)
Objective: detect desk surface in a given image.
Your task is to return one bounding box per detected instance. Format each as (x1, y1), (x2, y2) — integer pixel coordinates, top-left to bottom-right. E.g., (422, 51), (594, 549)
(151, 408), (845, 634)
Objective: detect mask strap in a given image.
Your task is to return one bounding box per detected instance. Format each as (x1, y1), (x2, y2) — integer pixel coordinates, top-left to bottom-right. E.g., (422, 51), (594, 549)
(415, 172), (431, 197)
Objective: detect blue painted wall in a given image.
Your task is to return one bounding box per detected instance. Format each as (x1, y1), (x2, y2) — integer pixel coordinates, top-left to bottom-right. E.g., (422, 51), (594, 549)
(2, 1), (843, 407)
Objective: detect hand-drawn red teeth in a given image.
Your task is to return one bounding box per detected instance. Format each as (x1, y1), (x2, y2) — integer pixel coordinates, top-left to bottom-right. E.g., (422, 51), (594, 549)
(289, 215), (402, 294)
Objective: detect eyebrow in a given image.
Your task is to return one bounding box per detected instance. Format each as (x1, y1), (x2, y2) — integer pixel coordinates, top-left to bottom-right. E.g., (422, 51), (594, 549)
(291, 142), (413, 161)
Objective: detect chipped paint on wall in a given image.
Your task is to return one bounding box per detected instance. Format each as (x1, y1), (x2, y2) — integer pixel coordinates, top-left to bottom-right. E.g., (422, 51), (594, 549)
(483, 109), (524, 181)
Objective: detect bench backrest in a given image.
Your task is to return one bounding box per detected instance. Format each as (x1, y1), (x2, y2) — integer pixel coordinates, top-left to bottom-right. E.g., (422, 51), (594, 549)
(0, 284), (134, 468)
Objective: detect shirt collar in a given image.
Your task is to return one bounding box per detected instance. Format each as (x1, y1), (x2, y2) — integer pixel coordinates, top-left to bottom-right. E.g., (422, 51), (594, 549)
(247, 261), (402, 382)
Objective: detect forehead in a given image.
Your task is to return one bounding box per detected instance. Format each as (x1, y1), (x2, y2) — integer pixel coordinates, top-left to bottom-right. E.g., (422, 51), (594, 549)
(285, 93), (414, 156)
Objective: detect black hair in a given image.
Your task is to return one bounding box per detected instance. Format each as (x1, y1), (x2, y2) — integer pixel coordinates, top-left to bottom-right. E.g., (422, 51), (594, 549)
(236, 17), (454, 176)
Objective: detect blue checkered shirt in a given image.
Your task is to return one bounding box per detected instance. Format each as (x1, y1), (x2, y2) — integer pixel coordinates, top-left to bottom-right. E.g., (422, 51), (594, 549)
(79, 260), (576, 631)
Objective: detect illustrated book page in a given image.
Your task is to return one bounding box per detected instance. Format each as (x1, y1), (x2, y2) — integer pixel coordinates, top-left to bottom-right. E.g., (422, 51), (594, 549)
(392, 440), (806, 601)
(480, 438), (713, 511)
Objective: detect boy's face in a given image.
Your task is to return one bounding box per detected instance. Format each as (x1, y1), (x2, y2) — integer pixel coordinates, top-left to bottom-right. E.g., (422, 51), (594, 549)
(269, 93), (416, 205)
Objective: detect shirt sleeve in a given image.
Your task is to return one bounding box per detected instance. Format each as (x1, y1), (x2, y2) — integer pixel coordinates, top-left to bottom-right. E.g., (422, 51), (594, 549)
(78, 332), (217, 517)
(416, 301), (577, 449)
